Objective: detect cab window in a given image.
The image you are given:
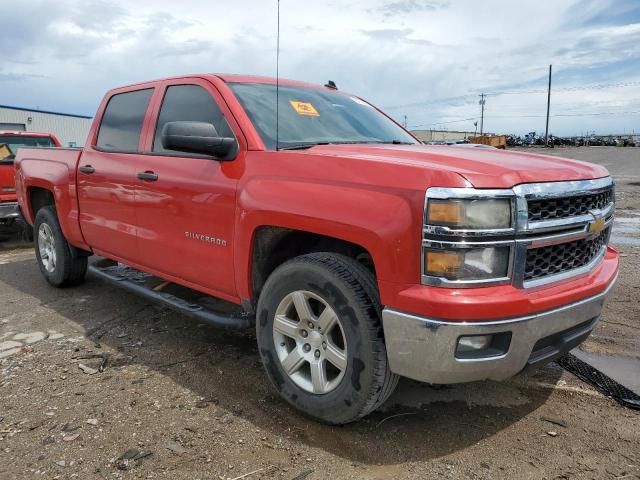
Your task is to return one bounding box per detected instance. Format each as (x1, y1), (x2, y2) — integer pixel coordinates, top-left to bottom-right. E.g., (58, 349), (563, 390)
(153, 84), (234, 153)
(96, 89), (153, 152)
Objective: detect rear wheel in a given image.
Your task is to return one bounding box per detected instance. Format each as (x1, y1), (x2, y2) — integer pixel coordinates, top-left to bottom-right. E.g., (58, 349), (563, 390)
(256, 253), (399, 424)
(34, 206), (87, 287)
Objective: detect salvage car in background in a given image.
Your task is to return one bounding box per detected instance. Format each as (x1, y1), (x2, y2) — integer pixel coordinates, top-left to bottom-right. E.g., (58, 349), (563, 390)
(0, 132), (62, 239)
(14, 74), (619, 424)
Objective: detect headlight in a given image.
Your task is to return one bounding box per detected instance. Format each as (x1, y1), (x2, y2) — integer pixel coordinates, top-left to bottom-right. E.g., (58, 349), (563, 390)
(424, 246), (510, 281)
(427, 198), (511, 229)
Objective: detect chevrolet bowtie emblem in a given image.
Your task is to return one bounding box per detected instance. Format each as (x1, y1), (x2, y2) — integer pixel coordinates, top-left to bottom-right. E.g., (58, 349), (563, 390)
(588, 213), (606, 235)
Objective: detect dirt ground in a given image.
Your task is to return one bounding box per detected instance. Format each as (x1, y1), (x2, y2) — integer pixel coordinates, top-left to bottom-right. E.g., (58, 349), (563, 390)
(1, 146), (639, 480)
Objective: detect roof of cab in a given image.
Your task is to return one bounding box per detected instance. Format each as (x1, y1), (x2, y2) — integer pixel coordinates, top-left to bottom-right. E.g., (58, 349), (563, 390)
(109, 73), (332, 92)
(214, 74), (328, 89)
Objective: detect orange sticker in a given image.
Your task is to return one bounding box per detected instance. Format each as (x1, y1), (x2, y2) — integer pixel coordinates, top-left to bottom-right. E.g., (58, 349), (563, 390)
(290, 101), (319, 116)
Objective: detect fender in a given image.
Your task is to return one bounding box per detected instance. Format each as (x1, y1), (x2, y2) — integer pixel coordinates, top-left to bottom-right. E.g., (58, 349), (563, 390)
(16, 149), (89, 250)
(234, 176), (426, 304)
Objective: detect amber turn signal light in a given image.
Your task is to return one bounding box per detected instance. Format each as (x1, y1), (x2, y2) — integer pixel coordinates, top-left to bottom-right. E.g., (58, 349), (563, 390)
(425, 250), (464, 278)
(427, 200), (463, 225)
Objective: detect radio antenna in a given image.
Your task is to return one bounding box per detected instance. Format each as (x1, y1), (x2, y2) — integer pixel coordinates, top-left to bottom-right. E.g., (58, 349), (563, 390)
(275, 0), (281, 151)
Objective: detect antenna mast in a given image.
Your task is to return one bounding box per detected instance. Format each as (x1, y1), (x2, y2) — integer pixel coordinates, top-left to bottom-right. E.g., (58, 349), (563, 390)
(276, 0), (280, 151)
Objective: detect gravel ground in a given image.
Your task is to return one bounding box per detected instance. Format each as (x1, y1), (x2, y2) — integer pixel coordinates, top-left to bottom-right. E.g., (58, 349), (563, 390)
(1, 147), (639, 479)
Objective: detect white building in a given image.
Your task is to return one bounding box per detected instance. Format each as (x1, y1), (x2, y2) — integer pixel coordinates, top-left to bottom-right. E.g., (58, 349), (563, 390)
(0, 105), (93, 147)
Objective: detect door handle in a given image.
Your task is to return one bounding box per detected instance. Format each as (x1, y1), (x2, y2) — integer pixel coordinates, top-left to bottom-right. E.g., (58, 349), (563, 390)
(79, 165), (95, 174)
(137, 171), (158, 181)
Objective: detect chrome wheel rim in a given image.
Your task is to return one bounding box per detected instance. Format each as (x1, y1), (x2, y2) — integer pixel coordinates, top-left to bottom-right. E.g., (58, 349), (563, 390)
(38, 223), (56, 273)
(273, 290), (348, 394)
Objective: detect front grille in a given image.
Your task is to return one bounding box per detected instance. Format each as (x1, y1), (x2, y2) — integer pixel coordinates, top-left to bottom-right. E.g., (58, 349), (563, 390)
(524, 227), (609, 281)
(528, 188), (613, 222)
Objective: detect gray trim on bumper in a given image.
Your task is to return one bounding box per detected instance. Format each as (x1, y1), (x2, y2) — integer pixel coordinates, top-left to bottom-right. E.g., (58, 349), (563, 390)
(0, 202), (20, 221)
(381, 277), (617, 384)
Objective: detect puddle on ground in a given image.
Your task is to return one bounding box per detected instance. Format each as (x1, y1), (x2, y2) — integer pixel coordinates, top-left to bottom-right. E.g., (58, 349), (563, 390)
(612, 216), (640, 246)
(611, 236), (640, 246)
(572, 348), (640, 396)
(616, 209), (640, 216)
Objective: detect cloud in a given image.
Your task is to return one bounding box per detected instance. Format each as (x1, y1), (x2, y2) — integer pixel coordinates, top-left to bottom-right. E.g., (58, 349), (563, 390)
(0, 0), (638, 135)
(377, 0), (449, 16)
(0, 73), (46, 82)
(360, 28), (414, 41)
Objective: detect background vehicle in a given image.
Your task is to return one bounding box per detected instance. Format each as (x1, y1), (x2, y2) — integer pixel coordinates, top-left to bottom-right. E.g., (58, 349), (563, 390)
(14, 74), (619, 423)
(451, 142), (498, 149)
(0, 132), (61, 239)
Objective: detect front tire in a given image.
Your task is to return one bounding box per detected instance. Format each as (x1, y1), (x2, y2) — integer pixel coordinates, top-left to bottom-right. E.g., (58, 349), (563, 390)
(256, 253), (399, 424)
(34, 206), (87, 287)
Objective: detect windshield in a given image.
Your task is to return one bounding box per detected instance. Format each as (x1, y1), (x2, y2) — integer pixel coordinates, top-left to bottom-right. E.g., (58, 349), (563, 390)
(0, 135), (55, 159)
(228, 82), (416, 150)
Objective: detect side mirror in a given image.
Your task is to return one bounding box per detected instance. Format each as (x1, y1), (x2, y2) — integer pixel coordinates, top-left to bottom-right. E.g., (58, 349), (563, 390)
(161, 121), (237, 160)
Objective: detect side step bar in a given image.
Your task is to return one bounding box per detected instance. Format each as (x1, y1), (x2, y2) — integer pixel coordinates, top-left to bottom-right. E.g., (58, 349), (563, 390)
(88, 259), (251, 329)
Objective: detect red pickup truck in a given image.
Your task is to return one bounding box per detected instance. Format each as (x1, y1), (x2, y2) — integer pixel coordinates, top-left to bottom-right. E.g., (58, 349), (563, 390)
(14, 74), (619, 424)
(1, 132), (61, 237)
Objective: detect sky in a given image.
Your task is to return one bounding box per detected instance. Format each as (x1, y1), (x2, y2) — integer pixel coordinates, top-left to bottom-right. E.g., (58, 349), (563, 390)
(1, 0), (640, 136)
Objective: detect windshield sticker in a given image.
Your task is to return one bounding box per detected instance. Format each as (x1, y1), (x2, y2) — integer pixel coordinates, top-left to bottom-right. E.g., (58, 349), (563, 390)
(290, 101), (320, 117)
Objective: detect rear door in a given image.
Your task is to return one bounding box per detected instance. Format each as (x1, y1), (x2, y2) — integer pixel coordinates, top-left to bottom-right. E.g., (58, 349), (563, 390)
(77, 88), (153, 262)
(134, 80), (241, 298)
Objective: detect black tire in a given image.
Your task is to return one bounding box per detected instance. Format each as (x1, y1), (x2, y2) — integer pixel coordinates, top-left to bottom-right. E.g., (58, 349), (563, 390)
(34, 206), (87, 287)
(256, 253), (399, 424)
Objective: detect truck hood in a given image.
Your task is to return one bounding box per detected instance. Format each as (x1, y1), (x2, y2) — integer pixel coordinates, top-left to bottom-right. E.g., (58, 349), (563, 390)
(303, 144), (609, 188)
(0, 159), (17, 202)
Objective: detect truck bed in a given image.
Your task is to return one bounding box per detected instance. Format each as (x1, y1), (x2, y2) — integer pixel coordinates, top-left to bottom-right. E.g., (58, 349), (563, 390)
(14, 147), (85, 244)
(15, 146), (83, 167)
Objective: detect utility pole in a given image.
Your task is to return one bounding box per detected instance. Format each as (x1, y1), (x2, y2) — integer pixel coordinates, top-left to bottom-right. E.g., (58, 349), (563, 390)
(479, 93), (486, 136)
(544, 64), (552, 146)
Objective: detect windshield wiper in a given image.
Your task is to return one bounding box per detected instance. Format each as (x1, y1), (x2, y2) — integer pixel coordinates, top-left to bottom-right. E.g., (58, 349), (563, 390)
(278, 142), (330, 151)
(278, 140), (415, 150)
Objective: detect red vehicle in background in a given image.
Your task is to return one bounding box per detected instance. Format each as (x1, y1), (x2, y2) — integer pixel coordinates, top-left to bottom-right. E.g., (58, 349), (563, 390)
(0, 132), (62, 238)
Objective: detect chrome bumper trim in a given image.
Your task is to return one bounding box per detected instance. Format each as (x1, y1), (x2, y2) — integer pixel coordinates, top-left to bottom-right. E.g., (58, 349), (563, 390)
(382, 275), (617, 384)
(0, 202), (20, 221)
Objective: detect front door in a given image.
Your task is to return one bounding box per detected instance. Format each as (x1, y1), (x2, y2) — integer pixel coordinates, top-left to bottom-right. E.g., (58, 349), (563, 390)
(77, 88), (154, 262)
(134, 81), (240, 298)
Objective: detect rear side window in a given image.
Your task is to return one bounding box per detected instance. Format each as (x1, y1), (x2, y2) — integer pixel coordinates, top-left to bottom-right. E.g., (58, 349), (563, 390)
(153, 84), (234, 153)
(96, 89), (153, 152)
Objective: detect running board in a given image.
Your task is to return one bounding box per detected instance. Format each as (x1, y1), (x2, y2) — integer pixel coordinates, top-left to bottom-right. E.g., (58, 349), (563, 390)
(88, 259), (251, 329)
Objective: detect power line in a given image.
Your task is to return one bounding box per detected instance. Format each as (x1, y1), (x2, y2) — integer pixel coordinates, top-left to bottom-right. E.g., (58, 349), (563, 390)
(408, 109), (640, 129)
(545, 64), (552, 146)
(409, 117), (478, 128)
(384, 79), (640, 110)
(479, 93), (486, 136)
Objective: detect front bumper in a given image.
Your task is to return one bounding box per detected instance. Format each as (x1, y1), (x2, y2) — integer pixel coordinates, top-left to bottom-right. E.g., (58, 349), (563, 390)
(381, 275), (617, 384)
(0, 202), (20, 221)
(0, 202), (26, 233)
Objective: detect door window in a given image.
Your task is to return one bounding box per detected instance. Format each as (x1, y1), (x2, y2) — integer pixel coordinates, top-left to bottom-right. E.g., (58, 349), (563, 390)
(153, 84), (234, 153)
(96, 89), (153, 152)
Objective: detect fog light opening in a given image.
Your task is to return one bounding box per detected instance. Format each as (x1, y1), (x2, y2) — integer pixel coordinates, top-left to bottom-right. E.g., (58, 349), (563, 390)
(455, 332), (512, 360)
(458, 335), (492, 352)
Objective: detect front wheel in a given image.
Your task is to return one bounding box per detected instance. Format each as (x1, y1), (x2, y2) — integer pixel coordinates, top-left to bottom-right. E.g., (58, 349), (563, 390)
(256, 253), (399, 424)
(34, 206), (87, 287)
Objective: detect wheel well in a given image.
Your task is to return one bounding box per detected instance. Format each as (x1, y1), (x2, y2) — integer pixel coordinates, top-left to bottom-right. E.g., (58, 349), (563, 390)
(28, 187), (55, 217)
(251, 226), (376, 303)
